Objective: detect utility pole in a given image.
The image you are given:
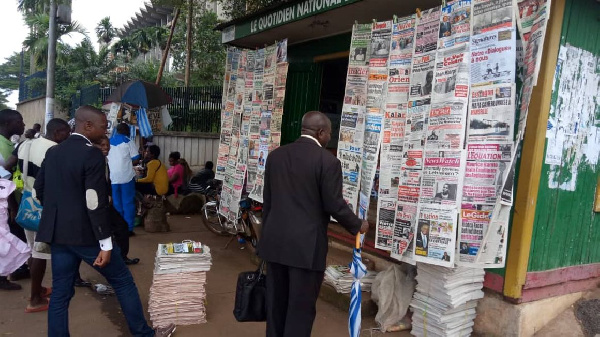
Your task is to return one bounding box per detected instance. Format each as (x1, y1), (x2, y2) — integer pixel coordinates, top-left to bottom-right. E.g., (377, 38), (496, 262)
(45, 0), (57, 130)
(184, 0), (193, 87)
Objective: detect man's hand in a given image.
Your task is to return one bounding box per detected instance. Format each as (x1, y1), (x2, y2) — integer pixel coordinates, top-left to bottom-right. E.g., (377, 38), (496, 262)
(359, 220), (370, 234)
(93, 250), (111, 268)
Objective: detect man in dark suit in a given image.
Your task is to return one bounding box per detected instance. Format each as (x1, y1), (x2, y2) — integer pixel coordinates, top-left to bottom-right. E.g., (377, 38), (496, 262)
(416, 222), (429, 254)
(258, 111), (369, 337)
(34, 106), (174, 337)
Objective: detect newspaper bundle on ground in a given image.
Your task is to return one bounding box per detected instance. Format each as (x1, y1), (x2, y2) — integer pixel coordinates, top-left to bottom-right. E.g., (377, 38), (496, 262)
(324, 265), (378, 293)
(148, 241), (213, 328)
(410, 263), (485, 337)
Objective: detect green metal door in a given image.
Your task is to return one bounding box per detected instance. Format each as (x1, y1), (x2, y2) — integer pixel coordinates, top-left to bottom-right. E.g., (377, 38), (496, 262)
(281, 62), (323, 144)
(529, 0), (600, 271)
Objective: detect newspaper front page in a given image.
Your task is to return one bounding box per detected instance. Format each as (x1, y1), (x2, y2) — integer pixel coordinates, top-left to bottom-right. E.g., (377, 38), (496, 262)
(438, 1), (472, 50)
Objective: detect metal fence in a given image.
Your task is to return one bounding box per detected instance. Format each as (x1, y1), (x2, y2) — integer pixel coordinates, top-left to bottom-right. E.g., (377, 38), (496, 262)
(19, 71), (47, 102)
(70, 85), (223, 134)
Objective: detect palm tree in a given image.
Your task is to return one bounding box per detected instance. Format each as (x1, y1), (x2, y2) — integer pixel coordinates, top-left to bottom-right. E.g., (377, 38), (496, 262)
(112, 36), (139, 62)
(23, 13), (87, 70)
(130, 28), (152, 56)
(144, 26), (170, 51)
(95, 17), (117, 45)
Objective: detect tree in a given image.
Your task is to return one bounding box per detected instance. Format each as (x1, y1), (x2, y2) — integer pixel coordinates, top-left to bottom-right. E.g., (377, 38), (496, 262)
(0, 51), (31, 92)
(0, 90), (11, 110)
(23, 13), (86, 70)
(95, 17), (117, 45)
(130, 28), (152, 55)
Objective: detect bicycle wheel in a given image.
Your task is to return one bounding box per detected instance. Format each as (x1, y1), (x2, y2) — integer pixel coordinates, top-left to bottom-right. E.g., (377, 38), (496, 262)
(201, 202), (229, 236)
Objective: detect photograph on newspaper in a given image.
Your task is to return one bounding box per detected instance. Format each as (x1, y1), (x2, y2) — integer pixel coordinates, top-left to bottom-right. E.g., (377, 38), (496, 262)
(370, 21), (393, 68)
(415, 6), (441, 55)
(410, 53), (436, 99)
(375, 198), (396, 250)
(349, 23), (373, 67)
(392, 201), (417, 256)
(438, 0), (471, 50)
(425, 101), (468, 150)
(390, 15), (416, 67)
(472, 0), (513, 35)
(344, 66), (369, 106)
(432, 44), (470, 102)
(468, 83), (515, 142)
(471, 29), (516, 86)
(412, 205), (457, 267)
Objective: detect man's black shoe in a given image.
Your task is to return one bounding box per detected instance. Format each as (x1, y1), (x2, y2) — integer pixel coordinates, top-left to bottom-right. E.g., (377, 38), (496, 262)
(9, 265), (30, 281)
(124, 258), (140, 265)
(74, 278), (92, 288)
(0, 276), (21, 291)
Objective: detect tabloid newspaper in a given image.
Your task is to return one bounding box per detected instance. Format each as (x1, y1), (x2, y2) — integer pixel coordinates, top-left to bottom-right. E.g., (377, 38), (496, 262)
(419, 150), (465, 208)
(426, 102), (469, 150)
(369, 21), (393, 68)
(432, 44), (470, 103)
(415, 6), (442, 55)
(472, 0), (514, 35)
(344, 66), (369, 106)
(366, 68), (389, 110)
(467, 83), (515, 143)
(438, 1), (472, 50)
(338, 105), (366, 212)
(470, 29), (516, 87)
(349, 23), (373, 67)
(413, 205), (458, 267)
(358, 114), (383, 220)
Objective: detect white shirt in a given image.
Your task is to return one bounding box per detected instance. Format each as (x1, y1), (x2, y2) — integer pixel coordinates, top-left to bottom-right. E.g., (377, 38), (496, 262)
(301, 135), (322, 147)
(106, 134), (140, 184)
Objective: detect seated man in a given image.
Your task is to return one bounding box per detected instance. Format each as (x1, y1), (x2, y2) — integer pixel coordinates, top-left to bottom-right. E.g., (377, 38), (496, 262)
(135, 145), (169, 196)
(188, 161), (215, 193)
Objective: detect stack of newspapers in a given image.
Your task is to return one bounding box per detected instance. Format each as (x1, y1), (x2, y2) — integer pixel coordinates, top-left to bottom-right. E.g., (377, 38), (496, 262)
(410, 264), (485, 337)
(148, 241), (212, 328)
(324, 265), (378, 293)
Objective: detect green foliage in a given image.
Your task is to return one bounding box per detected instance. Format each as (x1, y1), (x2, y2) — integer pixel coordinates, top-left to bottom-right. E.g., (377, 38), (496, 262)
(171, 10), (225, 86)
(219, 0), (280, 20)
(0, 90), (11, 110)
(0, 51), (30, 91)
(121, 61), (178, 87)
(95, 17), (117, 44)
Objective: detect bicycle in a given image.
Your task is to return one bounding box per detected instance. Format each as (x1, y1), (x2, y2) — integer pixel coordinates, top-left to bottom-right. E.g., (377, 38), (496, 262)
(200, 180), (262, 252)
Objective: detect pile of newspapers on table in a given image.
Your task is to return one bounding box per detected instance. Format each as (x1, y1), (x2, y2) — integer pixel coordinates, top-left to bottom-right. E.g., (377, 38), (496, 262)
(148, 241), (212, 328)
(410, 264), (485, 337)
(324, 265), (378, 293)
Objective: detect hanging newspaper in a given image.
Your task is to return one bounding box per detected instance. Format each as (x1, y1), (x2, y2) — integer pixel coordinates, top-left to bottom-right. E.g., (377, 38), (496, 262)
(419, 150), (464, 207)
(366, 68), (389, 110)
(457, 205), (492, 264)
(472, 0), (513, 35)
(338, 105), (366, 212)
(349, 23), (373, 67)
(389, 15), (416, 68)
(358, 114), (383, 219)
(412, 205), (457, 267)
(468, 83), (515, 143)
(375, 198), (396, 250)
(432, 44), (470, 103)
(410, 53), (436, 99)
(438, 0), (472, 50)
(378, 106), (406, 199)
(425, 101), (469, 150)
(391, 201), (418, 258)
(515, 0), (550, 44)
(415, 6), (442, 55)
(470, 29), (516, 87)
(369, 21), (393, 68)
(215, 49), (239, 179)
(345, 66), (369, 106)
(475, 202), (511, 266)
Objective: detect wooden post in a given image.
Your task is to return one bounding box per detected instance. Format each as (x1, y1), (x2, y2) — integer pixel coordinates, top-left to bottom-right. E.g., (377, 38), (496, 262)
(156, 9), (180, 85)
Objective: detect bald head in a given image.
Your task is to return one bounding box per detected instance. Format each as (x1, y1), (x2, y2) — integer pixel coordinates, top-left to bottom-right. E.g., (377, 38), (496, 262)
(74, 105), (108, 143)
(301, 111), (332, 147)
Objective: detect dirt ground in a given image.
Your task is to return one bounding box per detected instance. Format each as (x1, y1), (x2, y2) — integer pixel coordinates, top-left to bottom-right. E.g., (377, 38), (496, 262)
(0, 215), (411, 337)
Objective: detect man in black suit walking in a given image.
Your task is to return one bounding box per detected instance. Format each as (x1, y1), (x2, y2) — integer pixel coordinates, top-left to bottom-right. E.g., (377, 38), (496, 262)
(258, 111), (369, 337)
(34, 106), (174, 337)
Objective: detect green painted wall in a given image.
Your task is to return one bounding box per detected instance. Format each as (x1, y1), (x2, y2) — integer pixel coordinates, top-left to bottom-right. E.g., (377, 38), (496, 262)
(281, 33), (352, 144)
(528, 0), (600, 272)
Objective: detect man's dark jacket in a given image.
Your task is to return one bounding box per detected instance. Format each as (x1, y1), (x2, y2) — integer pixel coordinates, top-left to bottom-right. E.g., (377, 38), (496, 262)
(258, 137), (362, 271)
(34, 134), (111, 246)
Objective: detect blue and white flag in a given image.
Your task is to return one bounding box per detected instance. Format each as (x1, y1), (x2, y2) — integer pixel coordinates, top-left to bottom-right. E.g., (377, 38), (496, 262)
(136, 108), (153, 138)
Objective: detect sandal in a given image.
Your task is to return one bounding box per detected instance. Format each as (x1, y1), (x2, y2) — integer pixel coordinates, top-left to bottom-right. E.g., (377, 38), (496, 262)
(25, 299), (49, 313)
(41, 287), (52, 298)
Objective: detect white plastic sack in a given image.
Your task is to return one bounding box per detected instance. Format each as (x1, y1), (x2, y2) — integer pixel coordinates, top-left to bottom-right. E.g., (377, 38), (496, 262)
(371, 264), (416, 332)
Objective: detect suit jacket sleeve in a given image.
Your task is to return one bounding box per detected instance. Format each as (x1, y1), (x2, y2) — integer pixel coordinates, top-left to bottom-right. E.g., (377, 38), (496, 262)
(321, 156), (362, 235)
(85, 148), (112, 241)
(262, 157), (272, 225)
(33, 158), (46, 205)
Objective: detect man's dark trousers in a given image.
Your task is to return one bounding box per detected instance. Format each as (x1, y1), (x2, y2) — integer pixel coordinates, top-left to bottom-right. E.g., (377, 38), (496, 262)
(265, 261), (325, 337)
(49, 244), (153, 337)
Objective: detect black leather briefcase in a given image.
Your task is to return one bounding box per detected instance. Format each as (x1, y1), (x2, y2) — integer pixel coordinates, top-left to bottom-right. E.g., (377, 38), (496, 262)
(233, 260), (267, 322)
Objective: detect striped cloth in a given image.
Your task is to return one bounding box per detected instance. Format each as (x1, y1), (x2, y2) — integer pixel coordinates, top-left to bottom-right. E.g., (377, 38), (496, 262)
(349, 235), (367, 337)
(136, 108), (153, 138)
(130, 124), (137, 140)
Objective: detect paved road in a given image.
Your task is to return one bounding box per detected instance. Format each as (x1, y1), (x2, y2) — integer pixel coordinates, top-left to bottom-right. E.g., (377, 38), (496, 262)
(0, 215), (410, 337)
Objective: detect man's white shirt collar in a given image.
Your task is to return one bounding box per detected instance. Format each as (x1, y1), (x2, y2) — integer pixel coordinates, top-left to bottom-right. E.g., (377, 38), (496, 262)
(301, 135), (322, 147)
(72, 132), (92, 145)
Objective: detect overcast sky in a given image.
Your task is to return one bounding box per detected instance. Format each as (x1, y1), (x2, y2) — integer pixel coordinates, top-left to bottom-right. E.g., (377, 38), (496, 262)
(0, 0), (149, 107)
